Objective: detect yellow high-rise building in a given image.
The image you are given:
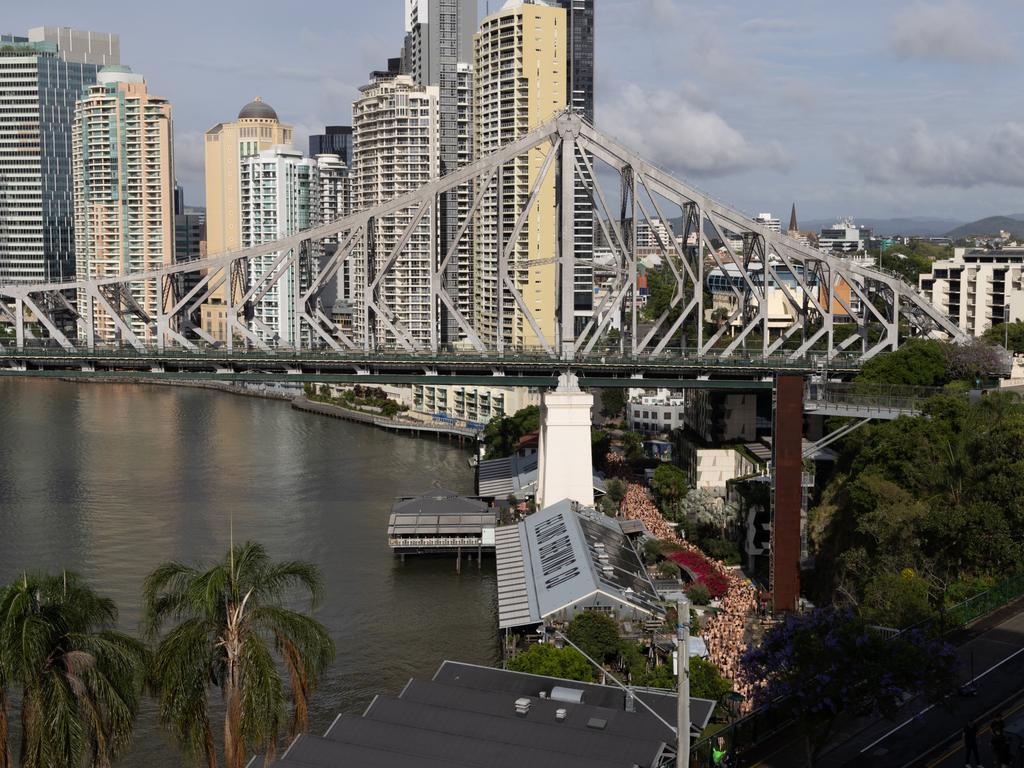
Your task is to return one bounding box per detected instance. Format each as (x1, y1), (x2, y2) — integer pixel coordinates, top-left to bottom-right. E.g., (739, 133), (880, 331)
(72, 66), (173, 344)
(202, 98), (293, 340)
(474, 0), (567, 350)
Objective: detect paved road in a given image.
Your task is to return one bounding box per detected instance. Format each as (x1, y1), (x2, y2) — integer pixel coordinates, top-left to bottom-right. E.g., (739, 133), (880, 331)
(927, 693), (1024, 768)
(751, 599), (1024, 767)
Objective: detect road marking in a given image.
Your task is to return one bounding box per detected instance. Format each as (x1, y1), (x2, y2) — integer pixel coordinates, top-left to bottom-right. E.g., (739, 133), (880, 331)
(927, 696), (1024, 767)
(860, 645), (1024, 754)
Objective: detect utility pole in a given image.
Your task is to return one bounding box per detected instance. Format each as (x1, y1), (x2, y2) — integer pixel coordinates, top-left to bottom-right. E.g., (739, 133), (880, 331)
(677, 594), (691, 765)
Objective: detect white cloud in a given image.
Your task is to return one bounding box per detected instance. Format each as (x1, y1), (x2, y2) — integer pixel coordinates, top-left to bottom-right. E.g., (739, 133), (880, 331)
(890, 1), (1012, 63)
(599, 84), (793, 177)
(849, 121), (1024, 188)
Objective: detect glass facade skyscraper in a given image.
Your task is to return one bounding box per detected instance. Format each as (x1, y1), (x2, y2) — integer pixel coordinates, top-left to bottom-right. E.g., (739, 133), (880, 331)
(0, 29), (119, 284)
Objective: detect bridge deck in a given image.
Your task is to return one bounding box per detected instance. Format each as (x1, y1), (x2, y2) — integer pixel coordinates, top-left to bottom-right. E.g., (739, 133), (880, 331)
(0, 347), (859, 388)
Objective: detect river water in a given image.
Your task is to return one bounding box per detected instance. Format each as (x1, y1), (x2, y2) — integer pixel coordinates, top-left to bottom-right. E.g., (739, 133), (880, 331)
(0, 378), (498, 763)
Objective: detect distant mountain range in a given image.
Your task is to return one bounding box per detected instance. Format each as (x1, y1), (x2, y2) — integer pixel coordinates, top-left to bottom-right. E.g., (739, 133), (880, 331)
(798, 217), (965, 237)
(624, 214), (1024, 240)
(945, 215), (1024, 239)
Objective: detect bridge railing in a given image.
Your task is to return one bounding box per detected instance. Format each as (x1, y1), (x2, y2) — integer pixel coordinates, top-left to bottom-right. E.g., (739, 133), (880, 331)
(807, 381), (946, 414)
(0, 339), (867, 371)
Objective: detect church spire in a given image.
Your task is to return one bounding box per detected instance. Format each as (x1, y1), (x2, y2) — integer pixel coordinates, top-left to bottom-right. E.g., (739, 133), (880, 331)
(789, 203), (799, 233)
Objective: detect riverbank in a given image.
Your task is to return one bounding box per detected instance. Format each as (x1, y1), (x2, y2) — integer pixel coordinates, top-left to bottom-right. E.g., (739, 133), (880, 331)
(60, 375), (298, 401)
(57, 375), (480, 445)
(292, 397), (479, 445)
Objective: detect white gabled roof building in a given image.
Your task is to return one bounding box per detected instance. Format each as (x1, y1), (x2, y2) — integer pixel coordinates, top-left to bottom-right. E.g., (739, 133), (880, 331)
(495, 499), (663, 630)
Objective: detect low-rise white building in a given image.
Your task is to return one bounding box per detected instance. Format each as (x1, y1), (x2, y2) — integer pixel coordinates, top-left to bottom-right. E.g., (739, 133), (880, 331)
(919, 248), (1024, 337)
(411, 383), (540, 427)
(627, 389), (686, 435)
(819, 219), (864, 253)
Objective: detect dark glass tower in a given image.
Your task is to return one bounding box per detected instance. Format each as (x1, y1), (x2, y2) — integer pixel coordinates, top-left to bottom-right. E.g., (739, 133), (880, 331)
(309, 126), (353, 166)
(555, 0), (596, 331)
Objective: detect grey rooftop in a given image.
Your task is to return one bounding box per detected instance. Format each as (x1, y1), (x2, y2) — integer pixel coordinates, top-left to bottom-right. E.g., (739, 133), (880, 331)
(265, 660), (716, 768)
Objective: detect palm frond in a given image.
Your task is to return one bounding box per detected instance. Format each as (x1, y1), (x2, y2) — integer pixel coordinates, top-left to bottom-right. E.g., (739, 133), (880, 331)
(239, 632), (285, 758)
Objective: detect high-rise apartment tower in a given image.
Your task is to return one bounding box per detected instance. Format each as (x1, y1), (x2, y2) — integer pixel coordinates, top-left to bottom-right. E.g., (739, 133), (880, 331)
(404, 0), (476, 343)
(473, 0), (568, 350)
(351, 73), (439, 349)
(72, 66), (173, 344)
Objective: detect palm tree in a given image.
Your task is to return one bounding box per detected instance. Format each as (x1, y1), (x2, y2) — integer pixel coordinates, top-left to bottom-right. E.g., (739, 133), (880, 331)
(0, 572), (147, 768)
(143, 542), (335, 768)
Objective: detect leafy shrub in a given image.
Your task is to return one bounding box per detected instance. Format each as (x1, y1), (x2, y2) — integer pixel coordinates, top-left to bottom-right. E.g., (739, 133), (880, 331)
(687, 583), (712, 606)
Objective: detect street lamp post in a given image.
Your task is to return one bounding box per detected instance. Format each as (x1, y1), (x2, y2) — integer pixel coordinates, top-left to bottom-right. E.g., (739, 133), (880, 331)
(1005, 303), (1010, 350)
(677, 595), (691, 765)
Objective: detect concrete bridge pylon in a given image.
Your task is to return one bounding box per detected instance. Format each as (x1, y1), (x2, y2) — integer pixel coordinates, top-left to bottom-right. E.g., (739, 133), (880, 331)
(536, 372), (595, 511)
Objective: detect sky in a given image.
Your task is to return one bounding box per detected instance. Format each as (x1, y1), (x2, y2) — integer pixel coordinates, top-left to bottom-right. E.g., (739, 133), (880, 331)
(8, 0), (1024, 223)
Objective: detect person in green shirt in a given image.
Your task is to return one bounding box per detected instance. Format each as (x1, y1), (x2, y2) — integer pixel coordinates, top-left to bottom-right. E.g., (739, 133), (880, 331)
(712, 736), (730, 766)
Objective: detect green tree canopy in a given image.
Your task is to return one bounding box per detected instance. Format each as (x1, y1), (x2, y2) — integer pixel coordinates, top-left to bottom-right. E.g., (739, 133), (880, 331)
(651, 464), (688, 503)
(984, 321), (1024, 354)
(874, 241), (949, 285)
(690, 656), (732, 702)
(601, 388), (628, 418)
(507, 644), (593, 682)
(482, 406), (540, 459)
(855, 338), (949, 387)
(566, 611), (621, 664)
(810, 393), (1024, 625)
(144, 542), (335, 768)
(0, 572), (148, 768)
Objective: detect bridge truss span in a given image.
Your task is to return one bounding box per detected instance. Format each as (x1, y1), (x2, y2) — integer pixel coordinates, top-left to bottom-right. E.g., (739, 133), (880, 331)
(0, 112), (966, 364)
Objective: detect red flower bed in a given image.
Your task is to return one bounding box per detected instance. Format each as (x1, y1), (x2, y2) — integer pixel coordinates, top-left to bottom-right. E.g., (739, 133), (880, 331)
(668, 550), (731, 598)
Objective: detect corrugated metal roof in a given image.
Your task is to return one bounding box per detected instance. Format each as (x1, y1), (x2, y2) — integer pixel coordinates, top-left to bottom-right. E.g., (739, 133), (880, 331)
(495, 525), (539, 629)
(495, 501), (663, 630)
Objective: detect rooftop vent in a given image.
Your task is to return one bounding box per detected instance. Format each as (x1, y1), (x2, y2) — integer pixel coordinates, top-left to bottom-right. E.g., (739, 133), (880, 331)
(586, 717), (608, 730)
(550, 686), (585, 704)
(514, 697), (531, 716)
(555, 708), (567, 721)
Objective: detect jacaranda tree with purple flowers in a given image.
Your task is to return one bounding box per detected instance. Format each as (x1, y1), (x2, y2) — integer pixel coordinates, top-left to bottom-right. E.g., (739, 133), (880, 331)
(741, 608), (958, 766)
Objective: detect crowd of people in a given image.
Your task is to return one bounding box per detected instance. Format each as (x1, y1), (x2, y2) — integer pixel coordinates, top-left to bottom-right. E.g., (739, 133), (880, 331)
(618, 480), (759, 705)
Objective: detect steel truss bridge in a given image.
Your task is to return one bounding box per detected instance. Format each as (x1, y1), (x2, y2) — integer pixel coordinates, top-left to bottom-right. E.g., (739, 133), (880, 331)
(0, 112), (965, 379)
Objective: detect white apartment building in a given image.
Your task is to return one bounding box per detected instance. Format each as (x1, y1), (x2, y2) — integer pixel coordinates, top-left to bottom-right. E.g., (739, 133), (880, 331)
(314, 154), (352, 304)
(635, 218), (675, 251)
(239, 146), (319, 347)
(919, 248), (1024, 337)
(411, 383), (541, 426)
(351, 73), (439, 348)
(627, 389), (687, 435)
(72, 66), (173, 344)
(753, 213), (781, 233)
(818, 219), (864, 253)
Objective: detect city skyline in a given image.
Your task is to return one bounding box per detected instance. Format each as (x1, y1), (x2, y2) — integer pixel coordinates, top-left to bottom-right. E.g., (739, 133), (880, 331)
(6, 0), (1023, 223)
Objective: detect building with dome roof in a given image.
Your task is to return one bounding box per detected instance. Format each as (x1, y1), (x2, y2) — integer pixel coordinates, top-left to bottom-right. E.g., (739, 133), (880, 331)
(202, 97), (293, 341)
